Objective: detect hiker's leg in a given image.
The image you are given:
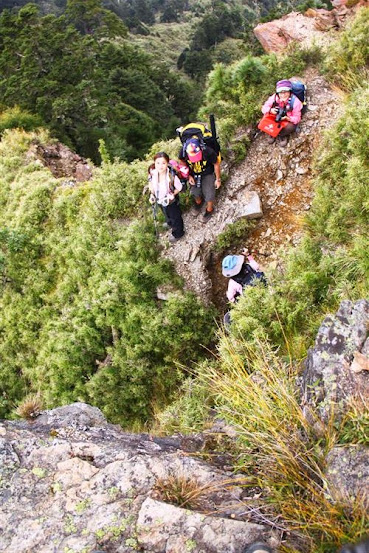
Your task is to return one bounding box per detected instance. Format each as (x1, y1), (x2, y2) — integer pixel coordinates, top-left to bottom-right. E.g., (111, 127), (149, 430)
(166, 201), (184, 239)
(279, 122), (296, 137)
(202, 173), (216, 213)
(160, 205), (172, 226)
(190, 182), (203, 203)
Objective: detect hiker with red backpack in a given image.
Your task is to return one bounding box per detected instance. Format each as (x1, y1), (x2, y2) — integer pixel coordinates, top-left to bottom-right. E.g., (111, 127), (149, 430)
(148, 152), (185, 243)
(177, 119), (221, 223)
(258, 79), (305, 147)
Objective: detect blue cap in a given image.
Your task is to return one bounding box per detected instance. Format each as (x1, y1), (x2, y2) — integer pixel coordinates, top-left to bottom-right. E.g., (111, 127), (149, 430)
(222, 255), (245, 277)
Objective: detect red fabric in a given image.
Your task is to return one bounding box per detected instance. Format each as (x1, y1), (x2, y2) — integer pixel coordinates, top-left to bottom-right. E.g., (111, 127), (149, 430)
(258, 114), (289, 137)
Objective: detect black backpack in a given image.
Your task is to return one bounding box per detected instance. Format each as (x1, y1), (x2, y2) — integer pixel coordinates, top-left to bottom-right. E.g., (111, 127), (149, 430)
(232, 263), (267, 290)
(177, 115), (221, 160)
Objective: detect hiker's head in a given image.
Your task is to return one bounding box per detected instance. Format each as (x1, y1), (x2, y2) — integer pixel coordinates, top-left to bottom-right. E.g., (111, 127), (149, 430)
(185, 139), (203, 162)
(222, 255), (245, 278)
(276, 80), (292, 101)
(276, 80), (292, 94)
(154, 152), (170, 174)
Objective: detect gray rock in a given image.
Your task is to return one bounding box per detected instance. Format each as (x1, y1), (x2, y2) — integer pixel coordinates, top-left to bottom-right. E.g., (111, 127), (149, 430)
(36, 402), (107, 428)
(238, 191), (263, 219)
(302, 300), (369, 422)
(325, 446), (369, 506)
(0, 406), (273, 553)
(137, 497), (275, 553)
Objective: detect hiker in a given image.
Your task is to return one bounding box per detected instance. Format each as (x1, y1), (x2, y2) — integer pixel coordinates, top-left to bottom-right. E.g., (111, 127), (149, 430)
(222, 249), (266, 326)
(222, 249), (266, 304)
(179, 137), (221, 223)
(260, 79), (303, 146)
(148, 152), (185, 243)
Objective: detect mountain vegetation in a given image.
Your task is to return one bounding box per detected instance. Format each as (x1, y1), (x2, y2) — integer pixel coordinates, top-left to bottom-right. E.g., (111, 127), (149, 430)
(0, 0), (200, 163)
(156, 7), (369, 551)
(0, 0), (368, 550)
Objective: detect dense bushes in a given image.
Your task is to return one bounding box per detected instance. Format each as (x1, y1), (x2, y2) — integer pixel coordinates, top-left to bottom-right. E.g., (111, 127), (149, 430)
(0, 129), (215, 426)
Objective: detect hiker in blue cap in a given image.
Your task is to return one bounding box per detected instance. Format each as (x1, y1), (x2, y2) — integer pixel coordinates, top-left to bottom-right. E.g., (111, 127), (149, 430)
(222, 249), (266, 326)
(222, 250), (266, 303)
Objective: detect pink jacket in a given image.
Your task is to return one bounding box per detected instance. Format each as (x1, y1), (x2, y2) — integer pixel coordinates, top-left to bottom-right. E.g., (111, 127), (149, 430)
(262, 93), (303, 125)
(226, 255), (260, 303)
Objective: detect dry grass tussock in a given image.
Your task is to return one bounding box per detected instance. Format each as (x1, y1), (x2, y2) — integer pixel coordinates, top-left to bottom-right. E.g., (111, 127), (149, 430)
(15, 393), (43, 420)
(204, 336), (369, 551)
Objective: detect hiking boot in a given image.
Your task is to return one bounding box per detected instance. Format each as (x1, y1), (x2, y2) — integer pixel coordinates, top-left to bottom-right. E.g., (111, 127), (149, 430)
(278, 136), (288, 147)
(202, 209), (214, 223)
(266, 135), (275, 144)
(242, 543), (273, 553)
(169, 233), (184, 244)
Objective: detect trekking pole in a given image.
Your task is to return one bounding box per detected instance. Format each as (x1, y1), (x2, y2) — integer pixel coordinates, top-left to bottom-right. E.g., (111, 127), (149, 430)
(151, 201), (159, 239)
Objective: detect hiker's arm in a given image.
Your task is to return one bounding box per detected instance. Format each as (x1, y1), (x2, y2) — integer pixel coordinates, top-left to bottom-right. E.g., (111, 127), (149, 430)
(172, 175), (183, 196)
(247, 255), (260, 272)
(261, 95), (275, 115)
(227, 279), (243, 303)
(287, 97), (303, 124)
(214, 160), (221, 189)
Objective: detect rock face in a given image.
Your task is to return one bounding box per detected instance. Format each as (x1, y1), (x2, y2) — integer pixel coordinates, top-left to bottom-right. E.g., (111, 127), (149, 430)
(326, 446), (369, 507)
(302, 300), (369, 422)
(253, 11), (338, 54)
(27, 141), (93, 182)
(0, 403), (276, 553)
(252, 4), (367, 55)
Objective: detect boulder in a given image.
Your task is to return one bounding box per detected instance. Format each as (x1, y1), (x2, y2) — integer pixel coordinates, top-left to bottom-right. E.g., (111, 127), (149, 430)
(0, 404), (275, 553)
(325, 446), (369, 507)
(237, 191), (263, 219)
(253, 11), (336, 54)
(302, 300), (369, 422)
(137, 497), (274, 553)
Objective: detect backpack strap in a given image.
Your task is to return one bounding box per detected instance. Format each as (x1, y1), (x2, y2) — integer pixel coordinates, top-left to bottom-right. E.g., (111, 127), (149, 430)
(168, 166), (176, 193)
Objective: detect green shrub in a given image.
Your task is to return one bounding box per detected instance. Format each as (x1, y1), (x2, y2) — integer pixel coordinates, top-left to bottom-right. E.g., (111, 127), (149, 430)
(0, 129), (215, 426)
(323, 7), (369, 89)
(213, 218), (255, 252)
(0, 106), (43, 134)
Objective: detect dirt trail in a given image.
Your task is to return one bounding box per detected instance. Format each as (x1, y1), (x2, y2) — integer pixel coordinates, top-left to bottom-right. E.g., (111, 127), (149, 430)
(161, 69), (344, 309)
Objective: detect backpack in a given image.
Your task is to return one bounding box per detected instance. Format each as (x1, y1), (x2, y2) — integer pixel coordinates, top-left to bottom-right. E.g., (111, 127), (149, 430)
(169, 160), (189, 192)
(232, 263), (267, 291)
(290, 79), (307, 114)
(177, 115), (221, 162)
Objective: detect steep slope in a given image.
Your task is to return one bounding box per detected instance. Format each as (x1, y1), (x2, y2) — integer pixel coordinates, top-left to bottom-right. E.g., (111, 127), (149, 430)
(163, 69), (344, 310)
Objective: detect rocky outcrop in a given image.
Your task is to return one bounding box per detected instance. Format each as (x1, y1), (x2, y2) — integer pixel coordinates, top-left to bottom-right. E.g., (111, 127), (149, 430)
(302, 300), (369, 422)
(252, 4), (364, 55)
(27, 141), (93, 182)
(253, 11), (337, 54)
(0, 403), (278, 553)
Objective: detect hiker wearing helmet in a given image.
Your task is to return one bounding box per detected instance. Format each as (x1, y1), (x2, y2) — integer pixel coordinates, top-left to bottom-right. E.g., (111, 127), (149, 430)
(148, 152), (185, 243)
(179, 138), (221, 223)
(260, 79), (303, 147)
